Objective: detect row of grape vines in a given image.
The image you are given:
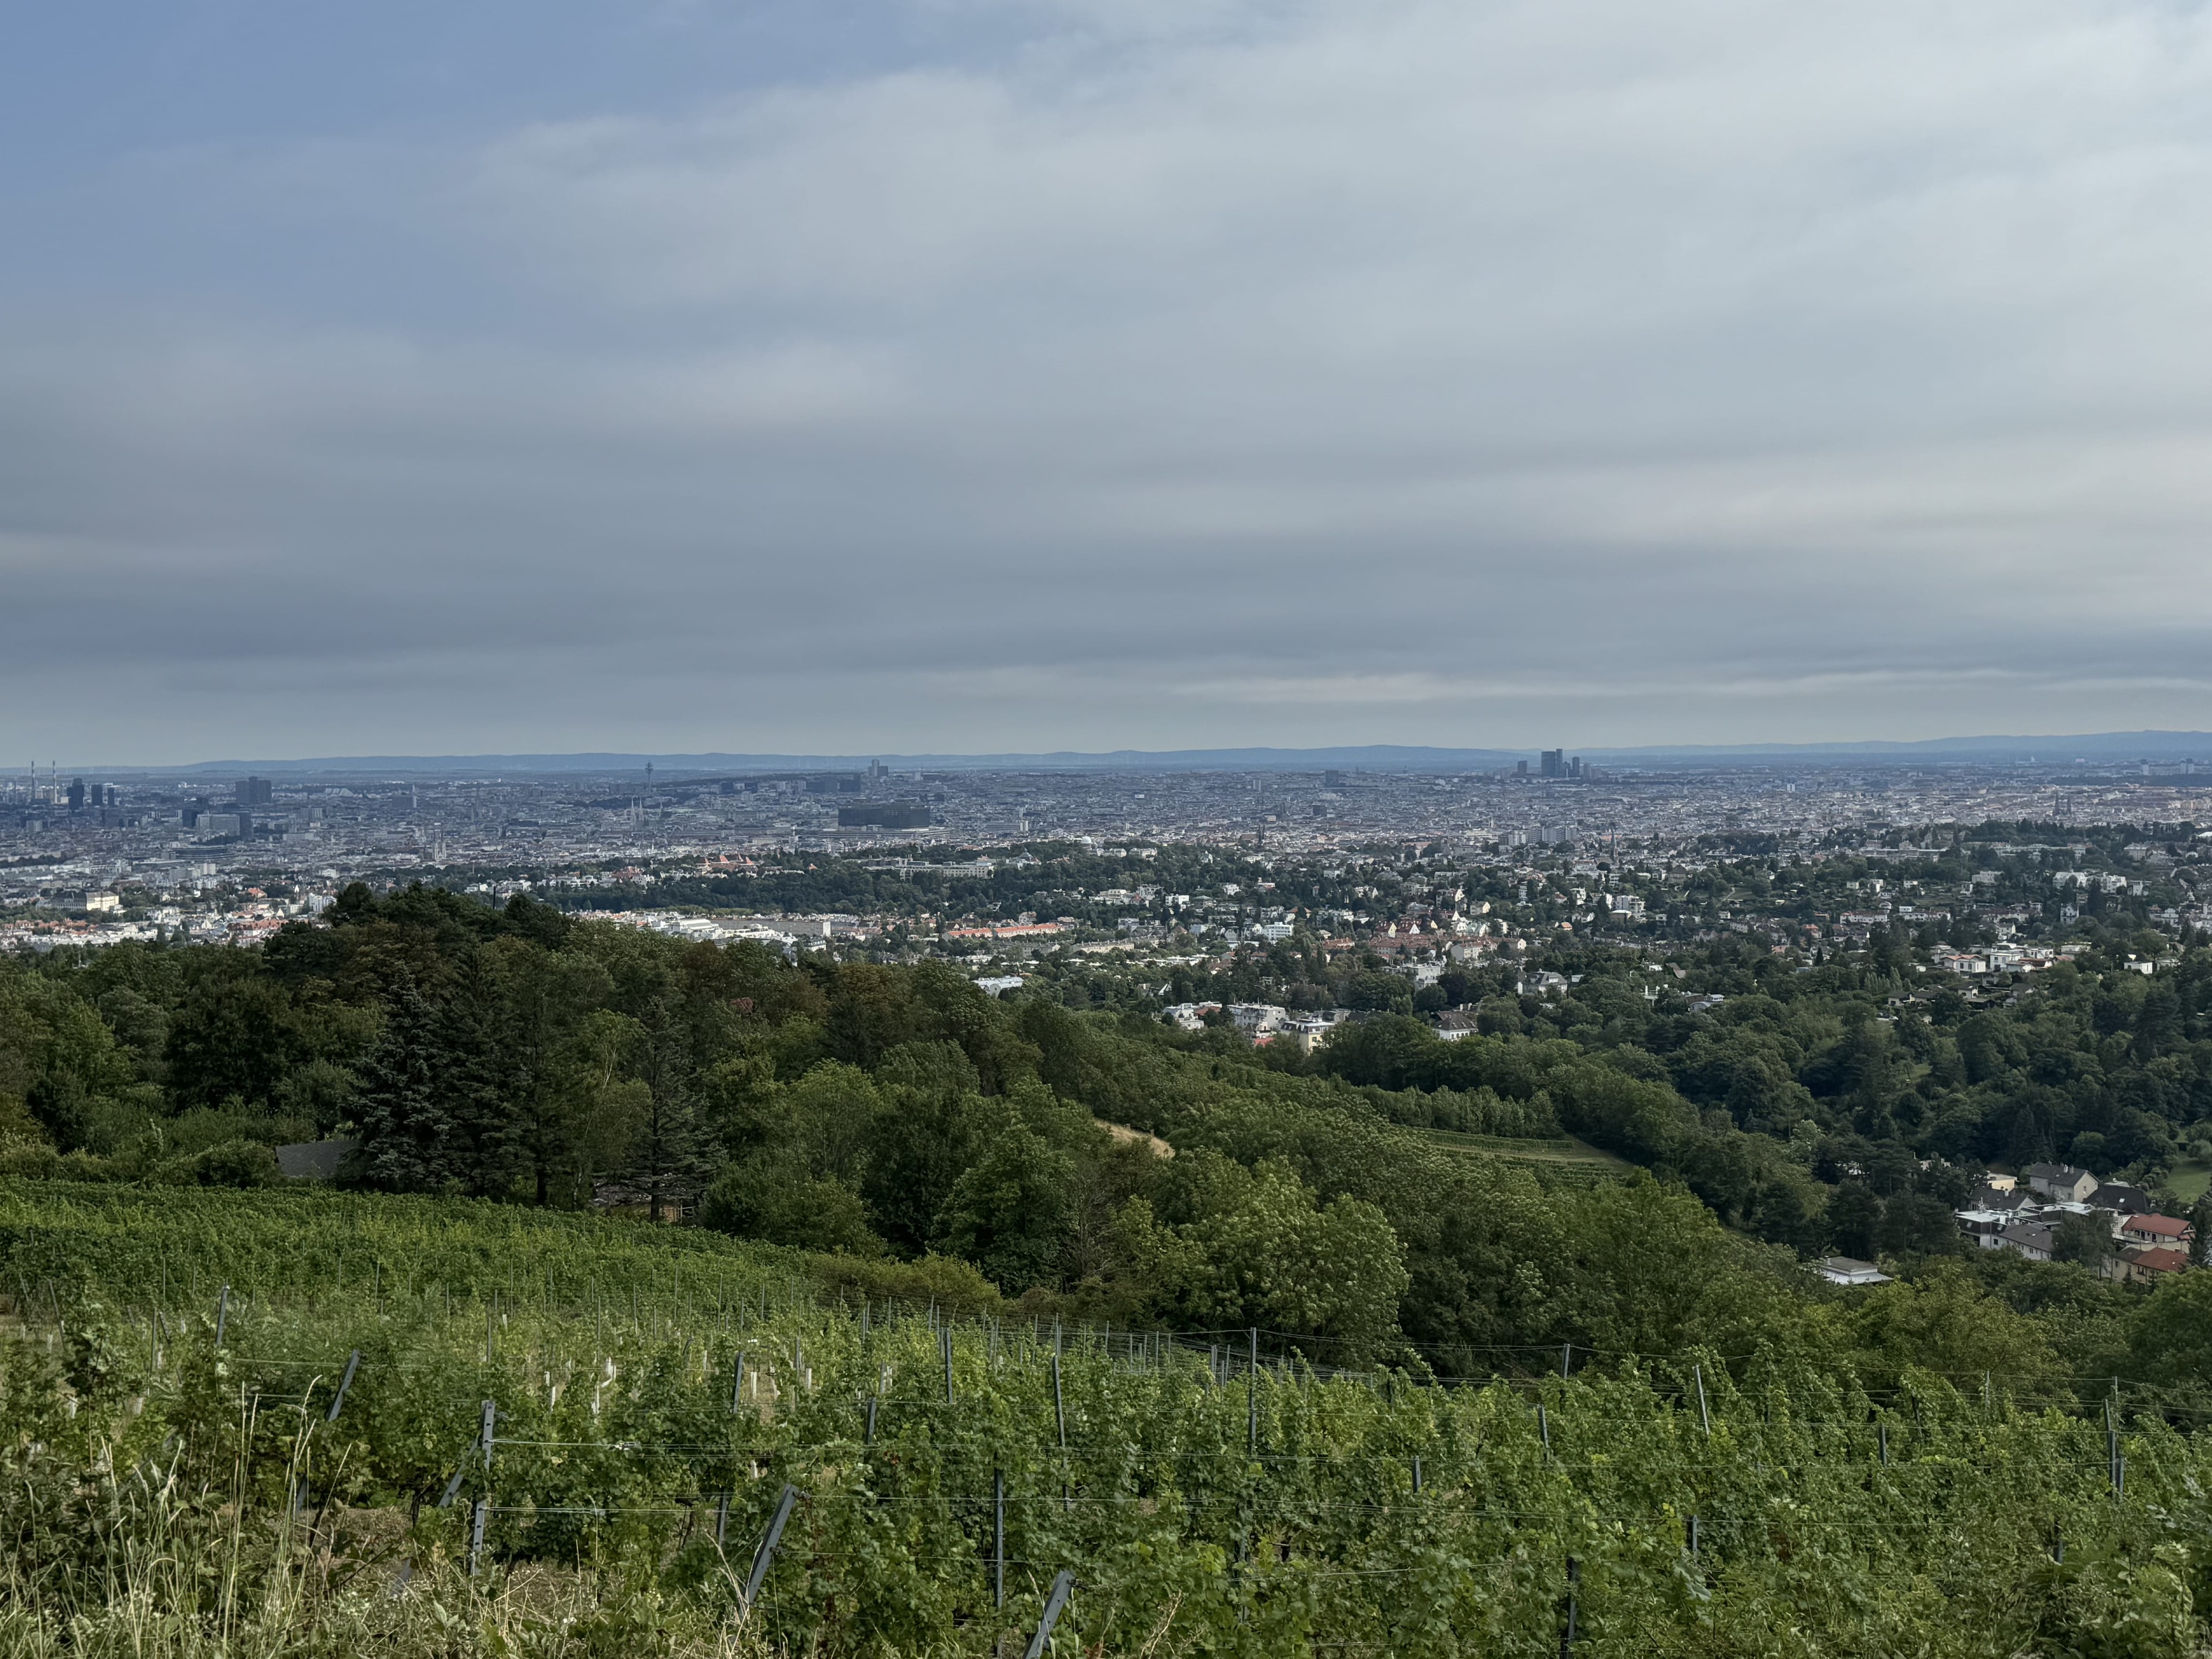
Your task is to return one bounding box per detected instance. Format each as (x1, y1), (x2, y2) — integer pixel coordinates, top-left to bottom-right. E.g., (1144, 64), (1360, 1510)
(3, 1181), (2206, 1656)
(14, 1283), (2203, 1659)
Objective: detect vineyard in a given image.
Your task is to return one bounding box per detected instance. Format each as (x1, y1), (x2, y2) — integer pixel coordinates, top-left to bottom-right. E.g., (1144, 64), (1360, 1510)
(1412, 1130), (1631, 1187)
(0, 1181), (1002, 1324)
(3, 1186), (2207, 1658)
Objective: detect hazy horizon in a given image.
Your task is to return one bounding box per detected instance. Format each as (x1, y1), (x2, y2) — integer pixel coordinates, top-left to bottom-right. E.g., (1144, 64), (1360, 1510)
(28, 728), (2212, 775)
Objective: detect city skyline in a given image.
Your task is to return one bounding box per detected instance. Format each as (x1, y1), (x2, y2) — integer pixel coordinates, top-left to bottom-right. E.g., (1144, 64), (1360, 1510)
(13, 728), (2212, 777)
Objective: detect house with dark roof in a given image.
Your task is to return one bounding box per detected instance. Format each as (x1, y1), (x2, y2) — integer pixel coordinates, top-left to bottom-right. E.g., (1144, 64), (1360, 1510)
(2093, 1183), (2155, 1216)
(2022, 1163), (2099, 1203)
(1997, 1222), (2056, 1262)
(1955, 1207), (2012, 1248)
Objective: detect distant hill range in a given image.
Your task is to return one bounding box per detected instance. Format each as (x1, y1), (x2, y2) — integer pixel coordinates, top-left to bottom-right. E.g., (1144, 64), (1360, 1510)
(108, 730), (2212, 776)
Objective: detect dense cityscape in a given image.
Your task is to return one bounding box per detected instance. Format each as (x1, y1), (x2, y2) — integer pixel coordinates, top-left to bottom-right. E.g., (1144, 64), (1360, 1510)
(9, 751), (2212, 937)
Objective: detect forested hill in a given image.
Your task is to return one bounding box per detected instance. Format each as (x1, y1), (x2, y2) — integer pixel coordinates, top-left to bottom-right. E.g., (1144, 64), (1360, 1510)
(0, 882), (2206, 1409)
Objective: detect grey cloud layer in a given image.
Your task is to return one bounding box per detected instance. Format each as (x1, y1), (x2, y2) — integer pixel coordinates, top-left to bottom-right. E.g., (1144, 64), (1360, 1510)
(7, 0), (2212, 760)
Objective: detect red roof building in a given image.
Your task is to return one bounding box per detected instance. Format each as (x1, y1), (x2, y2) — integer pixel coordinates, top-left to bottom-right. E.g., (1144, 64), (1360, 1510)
(2120, 1245), (2191, 1282)
(2118, 1214), (2195, 1249)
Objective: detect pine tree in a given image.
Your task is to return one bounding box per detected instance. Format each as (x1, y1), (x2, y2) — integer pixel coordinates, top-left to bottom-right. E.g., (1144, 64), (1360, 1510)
(433, 952), (521, 1199)
(350, 976), (451, 1192)
(627, 1020), (713, 1222)
(502, 945), (591, 1207)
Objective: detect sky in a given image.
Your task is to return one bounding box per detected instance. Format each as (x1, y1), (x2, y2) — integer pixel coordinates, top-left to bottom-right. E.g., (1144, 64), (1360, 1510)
(10, 0), (2212, 764)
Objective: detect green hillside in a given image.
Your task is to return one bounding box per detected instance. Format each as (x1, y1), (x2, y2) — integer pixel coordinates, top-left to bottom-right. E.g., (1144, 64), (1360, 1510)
(3, 1187), (2206, 1659)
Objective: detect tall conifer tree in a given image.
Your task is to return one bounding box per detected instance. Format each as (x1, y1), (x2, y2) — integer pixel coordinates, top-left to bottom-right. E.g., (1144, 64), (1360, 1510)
(350, 975), (449, 1192)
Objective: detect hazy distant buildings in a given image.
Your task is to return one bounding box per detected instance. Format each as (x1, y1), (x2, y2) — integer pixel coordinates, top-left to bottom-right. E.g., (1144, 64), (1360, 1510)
(838, 802), (931, 829)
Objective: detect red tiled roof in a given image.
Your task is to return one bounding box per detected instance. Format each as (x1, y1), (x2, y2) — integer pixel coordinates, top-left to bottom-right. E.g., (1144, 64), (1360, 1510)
(2126, 1246), (2190, 1275)
(2124, 1215), (2192, 1240)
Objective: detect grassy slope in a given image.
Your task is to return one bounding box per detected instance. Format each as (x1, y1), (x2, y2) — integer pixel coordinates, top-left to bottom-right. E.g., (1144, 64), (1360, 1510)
(1414, 1127), (1633, 1183)
(0, 1180), (998, 1317)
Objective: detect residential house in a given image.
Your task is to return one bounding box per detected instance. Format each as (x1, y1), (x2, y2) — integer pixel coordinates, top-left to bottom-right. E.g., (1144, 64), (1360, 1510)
(1281, 1014), (1346, 1054)
(2117, 1214), (2194, 1252)
(1997, 1222), (2056, 1262)
(1229, 1003), (1290, 1037)
(2022, 1163), (2100, 1203)
(1954, 1206), (2013, 1249)
(1953, 1179), (2041, 1248)
(2093, 1184), (2155, 1216)
(2119, 1245), (2190, 1283)
(1433, 1009), (1483, 1043)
